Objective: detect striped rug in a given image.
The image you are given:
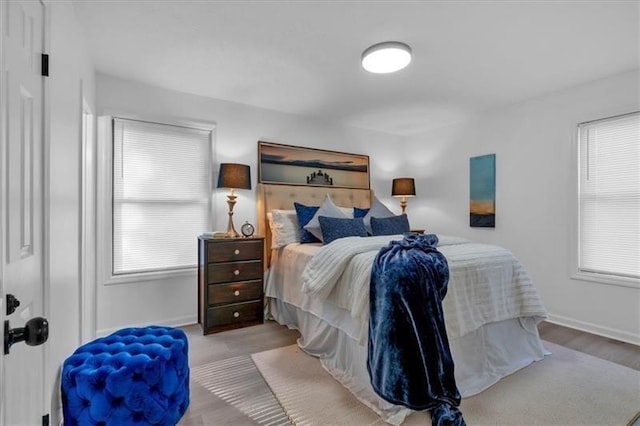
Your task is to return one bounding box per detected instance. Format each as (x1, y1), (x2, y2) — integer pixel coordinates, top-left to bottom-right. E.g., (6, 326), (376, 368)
(191, 355), (292, 425)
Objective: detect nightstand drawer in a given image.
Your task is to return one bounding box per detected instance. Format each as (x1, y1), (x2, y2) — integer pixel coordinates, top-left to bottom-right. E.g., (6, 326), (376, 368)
(208, 280), (262, 305)
(207, 301), (262, 327)
(208, 260), (263, 283)
(208, 240), (262, 263)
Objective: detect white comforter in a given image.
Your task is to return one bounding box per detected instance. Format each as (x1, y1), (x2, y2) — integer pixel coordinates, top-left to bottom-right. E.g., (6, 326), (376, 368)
(301, 234), (547, 339)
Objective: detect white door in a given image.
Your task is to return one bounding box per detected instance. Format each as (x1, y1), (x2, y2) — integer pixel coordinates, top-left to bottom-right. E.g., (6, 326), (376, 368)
(0, 0), (47, 424)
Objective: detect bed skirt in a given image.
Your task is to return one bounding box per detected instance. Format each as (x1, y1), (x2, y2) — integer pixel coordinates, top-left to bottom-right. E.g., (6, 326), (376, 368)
(268, 297), (546, 425)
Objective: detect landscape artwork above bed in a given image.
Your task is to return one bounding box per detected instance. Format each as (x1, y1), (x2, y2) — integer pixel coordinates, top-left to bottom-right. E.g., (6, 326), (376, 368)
(470, 153), (496, 228)
(258, 141), (370, 189)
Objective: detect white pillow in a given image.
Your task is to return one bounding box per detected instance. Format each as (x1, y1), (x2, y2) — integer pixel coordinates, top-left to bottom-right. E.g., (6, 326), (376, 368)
(267, 209), (300, 248)
(303, 194), (348, 242)
(363, 196), (396, 235)
(338, 206), (355, 218)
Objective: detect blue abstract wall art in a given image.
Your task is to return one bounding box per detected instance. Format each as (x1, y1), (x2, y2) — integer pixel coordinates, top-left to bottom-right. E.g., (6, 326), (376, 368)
(470, 154), (496, 228)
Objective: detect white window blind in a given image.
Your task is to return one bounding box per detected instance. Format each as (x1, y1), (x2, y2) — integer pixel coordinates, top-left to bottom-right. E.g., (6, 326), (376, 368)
(112, 118), (211, 275)
(578, 112), (640, 280)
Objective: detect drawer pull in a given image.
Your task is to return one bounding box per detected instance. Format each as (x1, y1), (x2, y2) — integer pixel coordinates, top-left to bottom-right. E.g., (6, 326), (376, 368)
(233, 312), (240, 318)
(234, 290), (240, 296)
(233, 270), (240, 276)
(234, 249), (240, 255)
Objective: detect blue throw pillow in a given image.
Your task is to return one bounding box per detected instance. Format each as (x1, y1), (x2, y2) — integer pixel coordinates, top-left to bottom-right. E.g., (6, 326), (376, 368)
(294, 202), (320, 243)
(318, 216), (368, 245)
(371, 214), (410, 236)
(353, 207), (369, 218)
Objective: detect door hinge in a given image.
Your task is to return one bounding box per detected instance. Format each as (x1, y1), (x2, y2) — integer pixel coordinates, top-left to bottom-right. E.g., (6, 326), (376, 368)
(42, 414), (49, 426)
(41, 54), (49, 77)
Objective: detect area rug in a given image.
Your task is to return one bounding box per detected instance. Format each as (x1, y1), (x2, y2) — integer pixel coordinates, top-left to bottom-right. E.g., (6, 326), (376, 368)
(251, 342), (640, 425)
(191, 355), (291, 425)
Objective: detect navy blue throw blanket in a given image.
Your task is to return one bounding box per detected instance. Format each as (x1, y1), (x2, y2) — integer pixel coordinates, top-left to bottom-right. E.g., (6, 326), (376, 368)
(367, 234), (466, 426)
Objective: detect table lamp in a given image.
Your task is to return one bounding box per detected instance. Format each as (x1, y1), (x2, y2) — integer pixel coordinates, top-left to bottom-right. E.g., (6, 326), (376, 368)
(392, 177), (416, 214)
(217, 163), (251, 238)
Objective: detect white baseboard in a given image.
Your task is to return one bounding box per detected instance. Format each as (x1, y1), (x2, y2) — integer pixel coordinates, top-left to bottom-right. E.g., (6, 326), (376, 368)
(96, 315), (198, 337)
(546, 313), (640, 346)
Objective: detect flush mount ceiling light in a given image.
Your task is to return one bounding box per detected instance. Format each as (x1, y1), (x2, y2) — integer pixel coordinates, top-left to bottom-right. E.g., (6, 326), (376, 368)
(361, 41), (412, 74)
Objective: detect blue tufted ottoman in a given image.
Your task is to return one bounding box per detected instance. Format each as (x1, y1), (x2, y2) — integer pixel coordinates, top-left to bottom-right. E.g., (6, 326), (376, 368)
(61, 326), (189, 425)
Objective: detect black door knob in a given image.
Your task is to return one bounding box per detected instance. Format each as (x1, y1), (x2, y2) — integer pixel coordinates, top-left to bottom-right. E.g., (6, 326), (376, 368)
(4, 317), (49, 355)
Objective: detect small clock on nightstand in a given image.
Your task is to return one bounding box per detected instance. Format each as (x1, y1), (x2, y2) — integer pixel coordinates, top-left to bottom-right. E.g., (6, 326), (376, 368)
(241, 221), (255, 238)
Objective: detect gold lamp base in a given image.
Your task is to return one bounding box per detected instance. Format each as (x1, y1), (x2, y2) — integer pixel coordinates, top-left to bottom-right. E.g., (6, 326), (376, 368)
(225, 189), (240, 238)
(399, 196), (408, 214)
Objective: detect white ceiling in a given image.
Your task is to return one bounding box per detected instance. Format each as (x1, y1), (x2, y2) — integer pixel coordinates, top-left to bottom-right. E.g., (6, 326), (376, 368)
(73, 1), (639, 136)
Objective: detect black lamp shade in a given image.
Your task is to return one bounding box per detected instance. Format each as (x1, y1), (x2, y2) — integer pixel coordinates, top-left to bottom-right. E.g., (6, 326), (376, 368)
(392, 177), (416, 197)
(217, 163), (251, 190)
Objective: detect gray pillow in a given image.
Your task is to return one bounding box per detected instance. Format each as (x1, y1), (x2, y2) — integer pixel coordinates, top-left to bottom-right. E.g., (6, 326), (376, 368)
(363, 196), (395, 234)
(303, 194), (348, 242)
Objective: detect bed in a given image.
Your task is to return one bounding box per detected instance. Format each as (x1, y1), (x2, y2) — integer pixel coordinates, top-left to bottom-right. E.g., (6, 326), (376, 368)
(258, 183), (548, 425)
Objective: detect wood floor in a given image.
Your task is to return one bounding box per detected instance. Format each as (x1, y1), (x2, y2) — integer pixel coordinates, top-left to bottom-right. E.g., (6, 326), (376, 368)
(538, 321), (640, 371)
(180, 320), (639, 425)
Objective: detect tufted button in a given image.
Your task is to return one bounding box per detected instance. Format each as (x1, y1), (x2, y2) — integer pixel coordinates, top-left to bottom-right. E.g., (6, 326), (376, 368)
(233, 270), (240, 276)
(234, 290), (240, 296)
(234, 249), (240, 255)
(233, 312), (240, 318)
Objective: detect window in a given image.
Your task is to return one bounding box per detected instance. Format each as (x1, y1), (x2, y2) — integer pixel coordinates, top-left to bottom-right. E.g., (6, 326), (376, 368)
(112, 118), (212, 275)
(577, 112), (639, 284)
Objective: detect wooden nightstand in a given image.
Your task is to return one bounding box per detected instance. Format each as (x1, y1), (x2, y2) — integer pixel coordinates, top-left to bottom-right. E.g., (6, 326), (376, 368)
(197, 236), (264, 334)
(410, 229), (425, 234)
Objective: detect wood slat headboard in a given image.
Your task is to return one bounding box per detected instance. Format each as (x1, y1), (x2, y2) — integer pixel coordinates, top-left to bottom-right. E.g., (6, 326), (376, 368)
(257, 183), (373, 266)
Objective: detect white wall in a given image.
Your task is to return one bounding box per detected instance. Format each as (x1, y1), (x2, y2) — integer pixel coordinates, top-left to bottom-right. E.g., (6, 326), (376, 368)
(46, 2), (95, 422)
(94, 66), (639, 345)
(403, 69), (640, 344)
(95, 74), (403, 335)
